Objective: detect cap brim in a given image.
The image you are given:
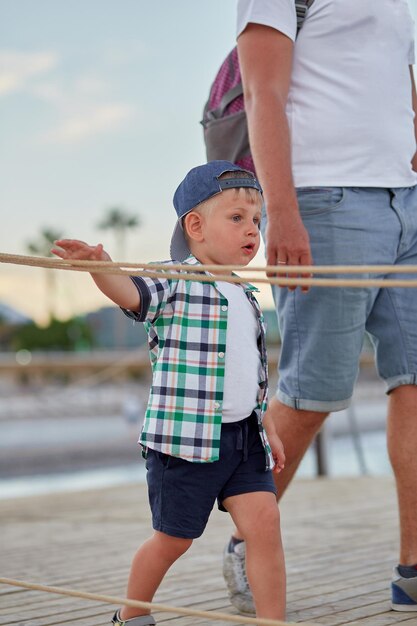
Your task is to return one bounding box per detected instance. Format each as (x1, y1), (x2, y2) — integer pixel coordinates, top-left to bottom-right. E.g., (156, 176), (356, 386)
(170, 220), (191, 262)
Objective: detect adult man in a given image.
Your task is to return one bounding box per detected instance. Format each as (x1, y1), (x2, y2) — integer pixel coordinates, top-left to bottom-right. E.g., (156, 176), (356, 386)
(223, 0), (417, 614)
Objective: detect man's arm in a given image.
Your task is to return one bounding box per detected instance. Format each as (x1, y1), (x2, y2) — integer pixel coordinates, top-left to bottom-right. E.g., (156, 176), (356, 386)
(410, 66), (417, 172)
(237, 24), (312, 277)
(51, 239), (140, 311)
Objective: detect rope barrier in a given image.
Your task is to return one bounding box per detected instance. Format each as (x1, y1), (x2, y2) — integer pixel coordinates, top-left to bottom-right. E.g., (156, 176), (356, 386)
(2, 252), (417, 288)
(0, 577), (321, 626)
(1, 251), (405, 624)
(1, 253), (401, 623)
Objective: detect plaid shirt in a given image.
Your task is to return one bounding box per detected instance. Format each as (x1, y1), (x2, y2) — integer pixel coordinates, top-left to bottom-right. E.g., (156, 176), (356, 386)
(123, 255), (273, 469)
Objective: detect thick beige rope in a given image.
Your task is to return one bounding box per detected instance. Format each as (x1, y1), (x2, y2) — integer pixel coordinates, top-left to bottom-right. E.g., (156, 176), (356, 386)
(0, 577), (321, 626)
(2, 252), (417, 288)
(3, 251), (417, 274)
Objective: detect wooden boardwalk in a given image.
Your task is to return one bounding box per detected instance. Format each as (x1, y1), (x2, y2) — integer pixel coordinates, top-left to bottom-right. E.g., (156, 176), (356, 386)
(1, 476), (417, 626)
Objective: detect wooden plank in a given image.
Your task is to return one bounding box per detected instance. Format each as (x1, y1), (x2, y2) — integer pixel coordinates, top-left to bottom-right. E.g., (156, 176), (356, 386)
(1, 477), (416, 625)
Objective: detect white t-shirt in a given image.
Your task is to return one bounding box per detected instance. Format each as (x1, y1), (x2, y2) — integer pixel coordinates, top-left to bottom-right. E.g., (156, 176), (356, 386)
(216, 281), (261, 423)
(237, 0), (417, 188)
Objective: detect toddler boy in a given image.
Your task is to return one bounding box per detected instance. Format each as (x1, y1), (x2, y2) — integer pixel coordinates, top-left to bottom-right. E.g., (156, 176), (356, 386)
(52, 160), (286, 624)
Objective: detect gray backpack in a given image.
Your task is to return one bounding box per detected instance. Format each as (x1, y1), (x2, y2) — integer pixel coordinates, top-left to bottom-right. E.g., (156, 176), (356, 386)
(201, 0), (314, 174)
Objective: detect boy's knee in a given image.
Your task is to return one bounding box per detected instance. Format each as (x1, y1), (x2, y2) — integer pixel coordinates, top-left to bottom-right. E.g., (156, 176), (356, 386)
(260, 503), (281, 534)
(241, 500), (281, 540)
(251, 518), (281, 553)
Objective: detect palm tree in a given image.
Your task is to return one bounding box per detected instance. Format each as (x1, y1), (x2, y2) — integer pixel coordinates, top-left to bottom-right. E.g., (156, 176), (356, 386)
(97, 207), (141, 348)
(26, 227), (63, 323)
(97, 207), (141, 260)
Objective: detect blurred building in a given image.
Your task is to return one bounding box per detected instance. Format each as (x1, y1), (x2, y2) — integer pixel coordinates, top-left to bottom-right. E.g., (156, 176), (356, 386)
(86, 306), (147, 349)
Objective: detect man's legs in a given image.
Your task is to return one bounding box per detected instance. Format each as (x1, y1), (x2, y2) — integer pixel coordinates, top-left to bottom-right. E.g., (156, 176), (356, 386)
(265, 398), (328, 499)
(387, 385), (417, 611)
(387, 385), (417, 565)
(225, 187), (413, 613)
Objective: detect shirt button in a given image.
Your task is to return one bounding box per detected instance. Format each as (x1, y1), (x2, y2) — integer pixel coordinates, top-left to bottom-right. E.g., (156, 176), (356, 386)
(214, 402), (221, 409)
(218, 352), (225, 358)
(221, 305), (228, 311)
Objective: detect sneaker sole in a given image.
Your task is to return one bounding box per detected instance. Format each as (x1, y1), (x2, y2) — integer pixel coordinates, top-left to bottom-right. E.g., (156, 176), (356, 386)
(391, 603), (417, 612)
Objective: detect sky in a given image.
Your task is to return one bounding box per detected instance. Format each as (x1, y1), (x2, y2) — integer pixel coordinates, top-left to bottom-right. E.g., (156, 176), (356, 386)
(1, 0), (417, 324)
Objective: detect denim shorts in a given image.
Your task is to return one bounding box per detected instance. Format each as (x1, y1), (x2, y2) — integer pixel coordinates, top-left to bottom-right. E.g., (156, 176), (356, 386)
(261, 186), (417, 412)
(145, 413), (276, 539)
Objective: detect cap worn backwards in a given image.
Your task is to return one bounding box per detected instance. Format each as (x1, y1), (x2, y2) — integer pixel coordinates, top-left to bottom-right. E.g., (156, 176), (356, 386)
(170, 160), (263, 262)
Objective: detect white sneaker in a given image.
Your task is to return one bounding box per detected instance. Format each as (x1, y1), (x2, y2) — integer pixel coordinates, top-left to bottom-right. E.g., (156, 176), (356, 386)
(222, 539), (255, 615)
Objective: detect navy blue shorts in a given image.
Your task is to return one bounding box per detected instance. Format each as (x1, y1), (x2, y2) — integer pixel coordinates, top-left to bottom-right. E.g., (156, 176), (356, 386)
(145, 413), (276, 539)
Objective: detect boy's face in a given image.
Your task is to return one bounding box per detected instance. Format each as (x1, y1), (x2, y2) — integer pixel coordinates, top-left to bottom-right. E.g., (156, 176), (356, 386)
(189, 187), (262, 270)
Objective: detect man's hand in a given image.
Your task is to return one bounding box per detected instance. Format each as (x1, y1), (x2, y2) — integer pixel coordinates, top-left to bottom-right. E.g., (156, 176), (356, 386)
(265, 210), (312, 292)
(51, 239), (111, 262)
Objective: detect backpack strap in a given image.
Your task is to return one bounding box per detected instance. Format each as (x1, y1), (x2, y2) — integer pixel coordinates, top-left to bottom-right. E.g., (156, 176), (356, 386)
(295, 0), (315, 32)
(205, 82), (244, 121)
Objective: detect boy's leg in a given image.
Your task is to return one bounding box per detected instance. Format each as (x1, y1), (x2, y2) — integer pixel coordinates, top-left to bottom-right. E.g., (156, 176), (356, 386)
(223, 491), (286, 620)
(120, 531), (192, 621)
(134, 440), (249, 620)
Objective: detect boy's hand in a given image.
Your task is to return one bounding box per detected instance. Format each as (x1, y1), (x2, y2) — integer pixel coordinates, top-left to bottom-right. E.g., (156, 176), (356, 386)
(262, 411), (285, 473)
(51, 239), (111, 262)
(269, 431), (285, 474)
(51, 238), (140, 311)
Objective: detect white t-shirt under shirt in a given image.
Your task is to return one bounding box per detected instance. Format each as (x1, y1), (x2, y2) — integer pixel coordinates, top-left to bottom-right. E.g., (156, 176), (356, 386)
(237, 0), (417, 188)
(217, 281), (261, 423)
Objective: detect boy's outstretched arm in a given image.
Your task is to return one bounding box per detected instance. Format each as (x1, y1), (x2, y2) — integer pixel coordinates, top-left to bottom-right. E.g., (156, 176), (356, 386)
(51, 239), (140, 311)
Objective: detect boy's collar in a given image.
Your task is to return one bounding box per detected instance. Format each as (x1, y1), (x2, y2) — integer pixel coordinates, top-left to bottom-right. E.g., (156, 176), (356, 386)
(181, 254), (259, 293)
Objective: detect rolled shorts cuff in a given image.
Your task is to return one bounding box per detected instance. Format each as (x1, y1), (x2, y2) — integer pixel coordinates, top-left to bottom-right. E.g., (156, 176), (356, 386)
(154, 522), (203, 540)
(385, 373), (417, 394)
(219, 483), (277, 512)
(277, 389), (352, 413)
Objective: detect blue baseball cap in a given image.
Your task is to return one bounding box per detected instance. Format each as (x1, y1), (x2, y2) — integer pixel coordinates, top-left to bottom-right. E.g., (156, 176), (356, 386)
(170, 160), (263, 261)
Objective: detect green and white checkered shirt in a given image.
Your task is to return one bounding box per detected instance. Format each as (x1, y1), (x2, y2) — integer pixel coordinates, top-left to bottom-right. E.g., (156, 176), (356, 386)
(123, 255), (273, 469)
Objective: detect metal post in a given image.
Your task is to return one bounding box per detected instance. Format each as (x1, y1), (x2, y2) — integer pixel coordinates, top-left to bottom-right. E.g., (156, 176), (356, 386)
(347, 402), (368, 475)
(314, 425), (330, 476)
